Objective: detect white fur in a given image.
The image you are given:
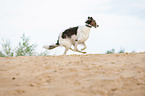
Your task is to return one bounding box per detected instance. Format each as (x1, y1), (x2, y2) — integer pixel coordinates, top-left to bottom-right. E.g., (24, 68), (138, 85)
(43, 45), (49, 49)
(59, 25), (91, 55)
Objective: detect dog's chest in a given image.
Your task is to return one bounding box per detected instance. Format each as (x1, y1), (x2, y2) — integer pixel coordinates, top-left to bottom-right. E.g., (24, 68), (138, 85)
(77, 26), (90, 43)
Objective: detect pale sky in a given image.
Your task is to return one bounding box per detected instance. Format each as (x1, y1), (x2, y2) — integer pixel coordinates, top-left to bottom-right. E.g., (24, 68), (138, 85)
(0, 0), (145, 55)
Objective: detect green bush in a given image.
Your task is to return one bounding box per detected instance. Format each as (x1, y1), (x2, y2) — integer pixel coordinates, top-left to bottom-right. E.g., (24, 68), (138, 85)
(118, 48), (125, 53)
(0, 34), (37, 57)
(105, 49), (115, 54)
(0, 40), (14, 57)
(0, 33), (50, 57)
(105, 48), (125, 54)
(0, 51), (5, 57)
(15, 34), (37, 56)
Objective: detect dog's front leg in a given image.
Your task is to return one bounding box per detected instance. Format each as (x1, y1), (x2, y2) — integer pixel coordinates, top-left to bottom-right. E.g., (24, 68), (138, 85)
(81, 42), (87, 51)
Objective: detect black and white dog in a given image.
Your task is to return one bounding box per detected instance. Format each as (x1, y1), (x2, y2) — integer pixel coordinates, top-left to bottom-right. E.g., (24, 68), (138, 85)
(43, 17), (99, 55)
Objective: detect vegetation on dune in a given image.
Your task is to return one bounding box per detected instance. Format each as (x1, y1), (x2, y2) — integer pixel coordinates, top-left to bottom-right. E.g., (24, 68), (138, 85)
(105, 48), (126, 54)
(0, 34), (49, 57)
(0, 39), (14, 57)
(0, 33), (137, 57)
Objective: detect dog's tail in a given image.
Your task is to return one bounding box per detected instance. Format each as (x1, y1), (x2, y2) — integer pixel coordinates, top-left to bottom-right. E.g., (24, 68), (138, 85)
(43, 39), (60, 50)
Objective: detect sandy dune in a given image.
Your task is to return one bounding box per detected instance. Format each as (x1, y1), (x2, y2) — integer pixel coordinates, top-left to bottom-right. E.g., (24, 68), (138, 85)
(0, 53), (145, 96)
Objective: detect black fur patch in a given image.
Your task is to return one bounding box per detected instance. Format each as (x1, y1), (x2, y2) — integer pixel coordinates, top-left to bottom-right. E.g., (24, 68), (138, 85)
(56, 37), (60, 45)
(62, 26), (78, 39)
(85, 20), (92, 24)
(56, 39), (59, 45)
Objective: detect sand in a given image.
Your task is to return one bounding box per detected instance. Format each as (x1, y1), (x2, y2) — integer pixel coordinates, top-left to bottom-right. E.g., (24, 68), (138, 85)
(0, 53), (145, 96)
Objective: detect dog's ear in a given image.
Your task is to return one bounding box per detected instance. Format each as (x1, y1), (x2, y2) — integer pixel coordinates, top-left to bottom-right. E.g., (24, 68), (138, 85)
(88, 16), (91, 19)
(88, 16), (93, 20)
(90, 17), (93, 20)
(86, 16), (94, 24)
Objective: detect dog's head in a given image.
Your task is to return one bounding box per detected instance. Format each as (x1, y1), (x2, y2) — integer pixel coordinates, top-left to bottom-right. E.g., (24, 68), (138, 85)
(85, 17), (99, 28)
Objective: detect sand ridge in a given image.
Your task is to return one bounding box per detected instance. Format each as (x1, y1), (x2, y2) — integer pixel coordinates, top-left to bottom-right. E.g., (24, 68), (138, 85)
(0, 53), (145, 96)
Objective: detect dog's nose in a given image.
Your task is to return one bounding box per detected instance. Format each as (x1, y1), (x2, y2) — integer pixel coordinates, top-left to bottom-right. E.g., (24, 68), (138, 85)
(97, 25), (99, 27)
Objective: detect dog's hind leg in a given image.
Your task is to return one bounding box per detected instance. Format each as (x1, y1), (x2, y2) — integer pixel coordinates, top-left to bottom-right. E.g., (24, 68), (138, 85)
(63, 47), (69, 55)
(60, 39), (72, 55)
(74, 40), (79, 52)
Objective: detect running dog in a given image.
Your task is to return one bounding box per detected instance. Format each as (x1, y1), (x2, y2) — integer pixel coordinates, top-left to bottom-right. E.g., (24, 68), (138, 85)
(43, 17), (99, 55)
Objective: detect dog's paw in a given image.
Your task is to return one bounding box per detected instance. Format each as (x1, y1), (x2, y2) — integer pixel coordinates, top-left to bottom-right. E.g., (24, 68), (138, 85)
(82, 52), (87, 54)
